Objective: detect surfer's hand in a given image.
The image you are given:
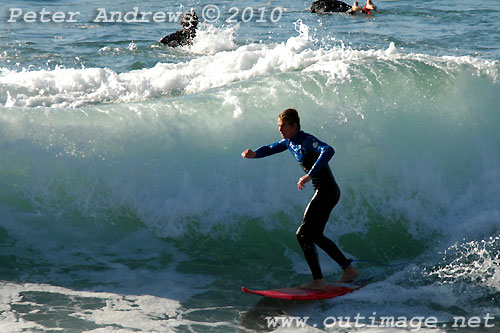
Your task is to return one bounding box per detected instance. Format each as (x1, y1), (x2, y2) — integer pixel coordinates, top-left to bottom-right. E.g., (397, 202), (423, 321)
(297, 174), (311, 190)
(241, 149), (256, 159)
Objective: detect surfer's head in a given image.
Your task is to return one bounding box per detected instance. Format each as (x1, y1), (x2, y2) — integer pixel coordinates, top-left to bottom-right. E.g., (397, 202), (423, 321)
(181, 9), (198, 29)
(352, 1), (361, 11)
(278, 108), (300, 139)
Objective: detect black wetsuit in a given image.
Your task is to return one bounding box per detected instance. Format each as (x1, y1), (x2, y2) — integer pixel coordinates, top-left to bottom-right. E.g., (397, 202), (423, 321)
(255, 130), (350, 280)
(310, 0), (352, 13)
(159, 27), (196, 47)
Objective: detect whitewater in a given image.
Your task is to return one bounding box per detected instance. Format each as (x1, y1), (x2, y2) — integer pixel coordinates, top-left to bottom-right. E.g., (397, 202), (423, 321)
(1, 0), (499, 331)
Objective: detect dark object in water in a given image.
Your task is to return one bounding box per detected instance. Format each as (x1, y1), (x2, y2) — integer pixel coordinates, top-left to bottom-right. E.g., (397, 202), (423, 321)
(310, 0), (352, 13)
(159, 10), (198, 47)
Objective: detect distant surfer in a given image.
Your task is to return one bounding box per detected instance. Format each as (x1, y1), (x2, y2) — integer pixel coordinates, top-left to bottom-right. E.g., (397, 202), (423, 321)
(349, 2), (363, 14)
(159, 9), (198, 47)
(241, 108), (359, 291)
(362, 0), (377, 14)
(310, 0), (376, 14)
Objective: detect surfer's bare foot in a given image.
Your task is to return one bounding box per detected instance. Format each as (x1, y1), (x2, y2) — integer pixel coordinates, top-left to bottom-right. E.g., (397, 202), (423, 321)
(298, 278), (326, 291)
(338, 264), (359, 283)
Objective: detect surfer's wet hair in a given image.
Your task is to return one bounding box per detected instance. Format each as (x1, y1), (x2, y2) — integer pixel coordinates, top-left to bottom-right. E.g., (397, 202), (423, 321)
(279, 108), (301, 131)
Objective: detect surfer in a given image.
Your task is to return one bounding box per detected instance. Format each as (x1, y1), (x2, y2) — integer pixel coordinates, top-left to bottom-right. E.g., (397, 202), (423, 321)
(362, 0), (377, 14)
(310, 0), (376, 14)
(241, 108), (358, 290)
(159, 9), (198, 47)
(348, 1), (363, 14)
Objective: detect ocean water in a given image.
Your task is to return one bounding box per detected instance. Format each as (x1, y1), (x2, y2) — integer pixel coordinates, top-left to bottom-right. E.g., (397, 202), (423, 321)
(1, 0), (499, 331)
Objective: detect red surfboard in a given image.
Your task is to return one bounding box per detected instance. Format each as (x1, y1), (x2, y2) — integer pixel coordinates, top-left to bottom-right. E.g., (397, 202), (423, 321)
(242, 280), (369, 300)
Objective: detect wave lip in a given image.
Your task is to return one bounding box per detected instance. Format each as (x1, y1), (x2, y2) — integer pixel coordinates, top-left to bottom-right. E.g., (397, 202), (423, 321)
(1, 20), (498, 109)
(0, 30), (315, 108)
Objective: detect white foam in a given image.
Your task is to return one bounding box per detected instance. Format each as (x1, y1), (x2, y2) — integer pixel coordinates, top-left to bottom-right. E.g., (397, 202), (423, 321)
(2, 21), (496, 108)
(0, 282), (183, 332)
(185, 23), (238, 55)
(426, 236), (500, 292)
(127, 42), (138, 51)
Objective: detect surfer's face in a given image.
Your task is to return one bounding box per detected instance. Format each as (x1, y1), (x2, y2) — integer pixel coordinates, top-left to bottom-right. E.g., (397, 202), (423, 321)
(278, 118), (298, 139)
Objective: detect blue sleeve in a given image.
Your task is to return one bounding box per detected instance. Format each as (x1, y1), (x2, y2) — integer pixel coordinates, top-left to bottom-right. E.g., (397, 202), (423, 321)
(254, 139), (287, 158)
(304, 135), (335, 177)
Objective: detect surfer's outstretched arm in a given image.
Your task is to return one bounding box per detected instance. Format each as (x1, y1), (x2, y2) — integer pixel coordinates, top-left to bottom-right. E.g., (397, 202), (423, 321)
(241, 140), (287, 159)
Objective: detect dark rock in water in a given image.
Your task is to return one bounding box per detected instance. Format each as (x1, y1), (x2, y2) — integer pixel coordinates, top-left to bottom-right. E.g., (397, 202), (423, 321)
(310, 0), (352, 13)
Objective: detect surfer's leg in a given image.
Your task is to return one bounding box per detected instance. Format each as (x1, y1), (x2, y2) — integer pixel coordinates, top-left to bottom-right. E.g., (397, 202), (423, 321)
(314, 234), (347, 266)
(296, 191), (325, 281)
(306, 189), (349, 267)
(296, 222), (326, 290)
(296, 228), (323, 280)
(303, 187), (359, 282)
